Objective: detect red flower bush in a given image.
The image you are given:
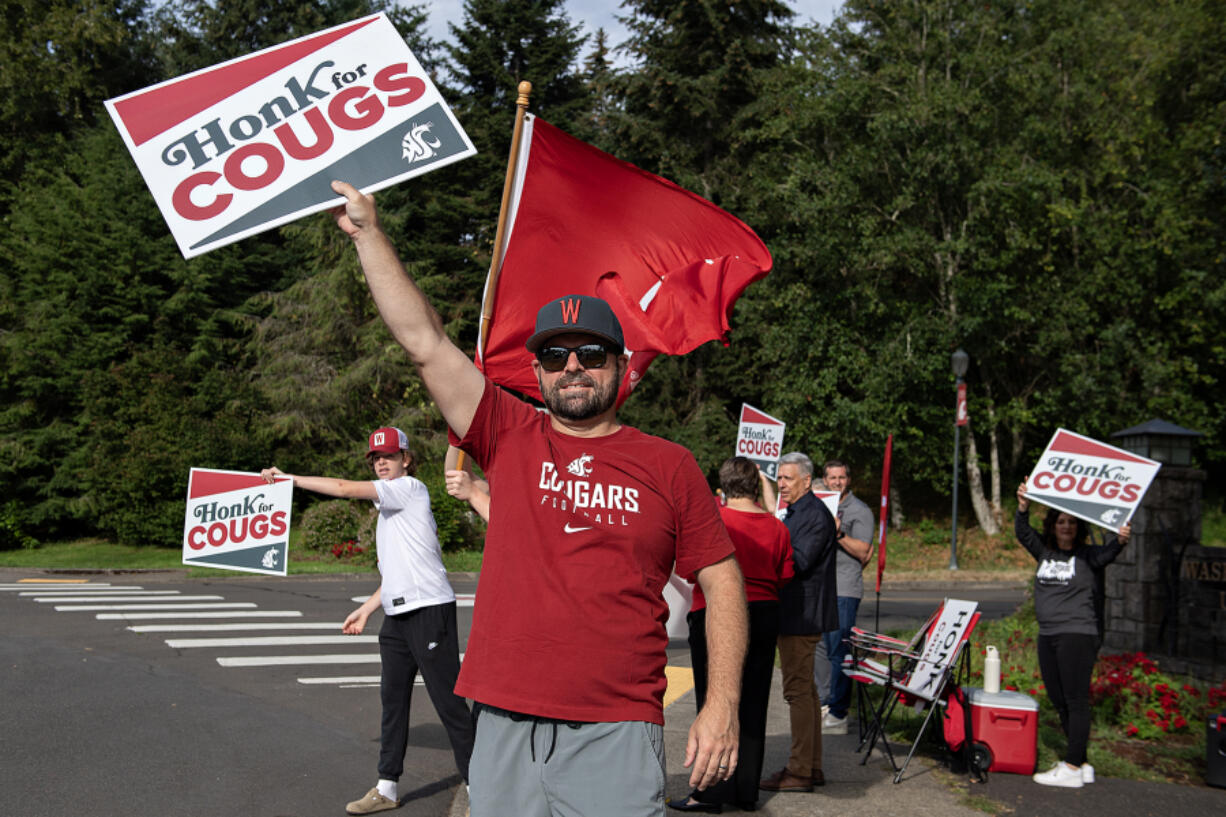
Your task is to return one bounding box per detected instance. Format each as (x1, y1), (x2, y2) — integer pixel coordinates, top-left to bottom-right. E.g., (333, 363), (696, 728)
(330, 539), (364, 560)
(1092, 652), (1224, 740)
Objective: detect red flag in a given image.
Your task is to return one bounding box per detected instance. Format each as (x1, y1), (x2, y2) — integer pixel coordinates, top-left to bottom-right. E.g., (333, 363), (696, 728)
(475, 115), (772, 404)
(876, 434), (893, 593)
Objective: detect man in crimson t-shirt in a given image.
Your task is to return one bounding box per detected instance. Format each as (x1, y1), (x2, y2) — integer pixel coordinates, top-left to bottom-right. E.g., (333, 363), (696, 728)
(330, 181), (748, 817)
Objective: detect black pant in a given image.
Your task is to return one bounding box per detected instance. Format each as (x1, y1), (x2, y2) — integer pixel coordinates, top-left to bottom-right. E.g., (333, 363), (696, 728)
(1036, 632), (1098, 766)
(688, 600), (780, 807)
(378, 601), (475, 783)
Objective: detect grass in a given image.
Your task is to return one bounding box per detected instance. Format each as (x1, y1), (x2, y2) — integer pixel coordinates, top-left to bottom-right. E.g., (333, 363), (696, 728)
(1202, 503), (1226, 547)
(0, 539), (483, 576)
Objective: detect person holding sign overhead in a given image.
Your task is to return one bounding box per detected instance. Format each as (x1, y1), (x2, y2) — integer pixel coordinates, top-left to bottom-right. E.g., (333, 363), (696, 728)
(261, 427), (474, 814)
(1015, 479), (1130, 789)
(328, 181), (748, 817)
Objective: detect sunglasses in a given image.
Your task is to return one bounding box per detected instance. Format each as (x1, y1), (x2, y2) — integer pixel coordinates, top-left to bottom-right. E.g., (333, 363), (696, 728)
(535, 343), (614, 372)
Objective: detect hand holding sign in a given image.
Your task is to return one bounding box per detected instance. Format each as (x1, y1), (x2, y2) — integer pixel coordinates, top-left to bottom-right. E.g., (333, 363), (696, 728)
(1023, 429), (1160, 533)
(330, 179), (377, 238)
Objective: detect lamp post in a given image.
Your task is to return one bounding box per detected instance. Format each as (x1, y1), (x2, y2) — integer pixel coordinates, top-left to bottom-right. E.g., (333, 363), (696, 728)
(949, 348), (969, 570)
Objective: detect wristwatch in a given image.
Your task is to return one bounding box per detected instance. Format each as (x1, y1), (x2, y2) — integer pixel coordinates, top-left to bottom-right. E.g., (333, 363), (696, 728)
(837, 530), (846, 540)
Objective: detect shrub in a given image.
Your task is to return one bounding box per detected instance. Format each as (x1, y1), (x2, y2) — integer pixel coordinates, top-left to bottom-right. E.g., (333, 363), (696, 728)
(298, 499), (373, 555)
(0, 502), (39, 550)
(914, 518), (946, 546)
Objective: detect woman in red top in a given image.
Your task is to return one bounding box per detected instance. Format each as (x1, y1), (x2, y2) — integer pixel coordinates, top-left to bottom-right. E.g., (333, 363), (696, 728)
(670, 457), (795, 813)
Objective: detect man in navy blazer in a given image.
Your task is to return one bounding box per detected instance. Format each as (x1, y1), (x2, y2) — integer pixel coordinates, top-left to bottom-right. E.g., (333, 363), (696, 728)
(760, 452), (838, 794)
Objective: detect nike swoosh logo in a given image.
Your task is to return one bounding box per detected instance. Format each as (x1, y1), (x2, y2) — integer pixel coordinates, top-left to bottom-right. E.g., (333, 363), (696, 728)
(563, 523), (592, 534)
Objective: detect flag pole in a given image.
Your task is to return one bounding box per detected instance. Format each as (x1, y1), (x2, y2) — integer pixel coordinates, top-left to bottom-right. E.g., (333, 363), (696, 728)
(452, 80), (533, 475)
(479, 79), (533, 354)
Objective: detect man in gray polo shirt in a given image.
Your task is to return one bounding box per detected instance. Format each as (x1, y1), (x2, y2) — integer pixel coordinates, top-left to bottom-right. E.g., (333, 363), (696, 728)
(819, 460), (874, 734)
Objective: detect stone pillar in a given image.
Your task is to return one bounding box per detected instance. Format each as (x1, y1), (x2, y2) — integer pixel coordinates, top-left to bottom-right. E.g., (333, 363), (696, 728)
(1101, 465), (1223, 678)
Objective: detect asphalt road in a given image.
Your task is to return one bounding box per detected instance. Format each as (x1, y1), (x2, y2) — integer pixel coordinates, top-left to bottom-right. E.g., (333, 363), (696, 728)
(1, 569), (1024, 817)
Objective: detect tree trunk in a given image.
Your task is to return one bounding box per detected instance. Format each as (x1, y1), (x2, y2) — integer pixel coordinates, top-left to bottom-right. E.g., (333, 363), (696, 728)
(984, 388), (1004, 529)
(964, 424), (1001, 535)
(890, 483), (904, 530)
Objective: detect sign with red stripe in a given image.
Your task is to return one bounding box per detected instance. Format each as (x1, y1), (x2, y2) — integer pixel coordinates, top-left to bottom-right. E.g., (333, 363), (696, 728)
(105, 13), (474, 258)
(735, 403), (786, 479)
(183, 468), (294, 576)
(1024, 428), (1161, 533)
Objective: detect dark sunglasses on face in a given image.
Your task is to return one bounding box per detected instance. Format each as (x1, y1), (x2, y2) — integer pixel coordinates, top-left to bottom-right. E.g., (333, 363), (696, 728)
(535, 343), (613, 372)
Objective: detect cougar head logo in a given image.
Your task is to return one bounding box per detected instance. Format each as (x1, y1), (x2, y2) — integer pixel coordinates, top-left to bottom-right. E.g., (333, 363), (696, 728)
(567, 454), (594, 477)
(402, 122), (442, 163)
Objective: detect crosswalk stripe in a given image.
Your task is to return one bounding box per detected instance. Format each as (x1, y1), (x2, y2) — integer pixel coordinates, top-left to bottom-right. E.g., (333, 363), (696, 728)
(11, 586), (146, 593)
(0, 582), (111, 590)
(166, 635), (378, 648)
(97, 610), (302, 620)
(294, 653), (465, 687)
(55, 598), (256, 603)
(36, 595), (221, 603)
(218, 654), (381, 667)
(128, 623), (338, 633)
(297, 675), (382, 684)
(3, 579), (96, 586)
(350, 594), (475, 608)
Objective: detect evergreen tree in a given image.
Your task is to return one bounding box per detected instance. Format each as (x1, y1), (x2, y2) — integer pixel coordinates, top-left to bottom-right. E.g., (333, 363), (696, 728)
(0, 0), (155, 209)
(577, 28), (617, 146)
(614, 0), (793, 197)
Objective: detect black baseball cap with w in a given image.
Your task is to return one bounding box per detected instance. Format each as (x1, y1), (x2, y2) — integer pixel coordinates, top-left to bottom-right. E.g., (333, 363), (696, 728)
(525, 294), (625, 353)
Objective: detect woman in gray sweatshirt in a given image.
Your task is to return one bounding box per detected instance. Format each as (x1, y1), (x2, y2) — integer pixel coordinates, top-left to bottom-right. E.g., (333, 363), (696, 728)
(1016, 479), (1130, 789)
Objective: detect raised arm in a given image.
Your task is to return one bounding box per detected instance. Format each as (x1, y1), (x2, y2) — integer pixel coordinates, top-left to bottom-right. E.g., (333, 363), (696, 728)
(260, 466), (377, 501)
(445, 469), (491, 523)
(758, 469), (778, 513)
(331, 180), (486, 439)
(1014, 480), (1044, 559)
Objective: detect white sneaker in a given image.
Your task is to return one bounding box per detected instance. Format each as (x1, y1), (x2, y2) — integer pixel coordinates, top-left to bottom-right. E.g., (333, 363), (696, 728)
(822, 713), (848, 734)
(1033, 762), (1084, 788)
(821, 704), (830, 718)
(1081, 763), (1095, 783)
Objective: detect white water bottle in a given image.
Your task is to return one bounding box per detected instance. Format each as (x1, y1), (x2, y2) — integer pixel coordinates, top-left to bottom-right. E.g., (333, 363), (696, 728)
(983, 645), (1001, 694)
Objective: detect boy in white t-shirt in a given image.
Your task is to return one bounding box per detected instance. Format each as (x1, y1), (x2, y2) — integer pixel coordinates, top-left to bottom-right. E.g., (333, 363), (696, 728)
(261, 427), (473, 815)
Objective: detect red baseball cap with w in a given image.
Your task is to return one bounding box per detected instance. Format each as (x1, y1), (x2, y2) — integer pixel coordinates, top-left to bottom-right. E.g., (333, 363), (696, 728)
(524, 294), (625, 353)
(368, 427), (409, 455)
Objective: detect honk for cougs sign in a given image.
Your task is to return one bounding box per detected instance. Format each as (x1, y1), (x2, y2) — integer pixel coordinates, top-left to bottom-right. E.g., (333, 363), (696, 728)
(736, 404), (786, 480)
(183, 469), (293, 576)
(1025, 428), (1161, 533)
(105, 13), (475, 258)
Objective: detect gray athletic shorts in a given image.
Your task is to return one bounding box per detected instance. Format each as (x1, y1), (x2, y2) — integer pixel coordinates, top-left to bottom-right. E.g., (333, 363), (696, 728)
(469, 706), (666, 817)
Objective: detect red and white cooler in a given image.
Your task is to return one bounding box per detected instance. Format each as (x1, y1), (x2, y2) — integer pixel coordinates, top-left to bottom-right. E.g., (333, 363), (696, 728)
(944, 687), (1039, 775)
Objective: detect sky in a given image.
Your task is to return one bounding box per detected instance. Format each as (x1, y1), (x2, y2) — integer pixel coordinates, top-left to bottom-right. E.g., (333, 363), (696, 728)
(419, 1), (845, 61)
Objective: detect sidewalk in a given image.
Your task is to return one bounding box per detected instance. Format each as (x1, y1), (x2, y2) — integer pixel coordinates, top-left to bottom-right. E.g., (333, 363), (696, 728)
(448, 667), (988, 817)
(448, 664), (1224, 816)
(658, 667), (984, 817)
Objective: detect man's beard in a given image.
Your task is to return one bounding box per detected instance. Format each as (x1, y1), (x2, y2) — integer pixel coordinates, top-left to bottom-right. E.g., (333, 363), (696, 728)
(539, 365), (621, 421)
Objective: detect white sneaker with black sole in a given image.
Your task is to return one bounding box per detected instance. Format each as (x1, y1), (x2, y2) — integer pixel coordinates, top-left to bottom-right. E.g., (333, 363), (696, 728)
(1033, 762), (1084, 788)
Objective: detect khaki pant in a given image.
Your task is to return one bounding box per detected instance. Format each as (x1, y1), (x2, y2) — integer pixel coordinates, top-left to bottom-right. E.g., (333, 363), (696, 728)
(778, 633), (823, 776)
